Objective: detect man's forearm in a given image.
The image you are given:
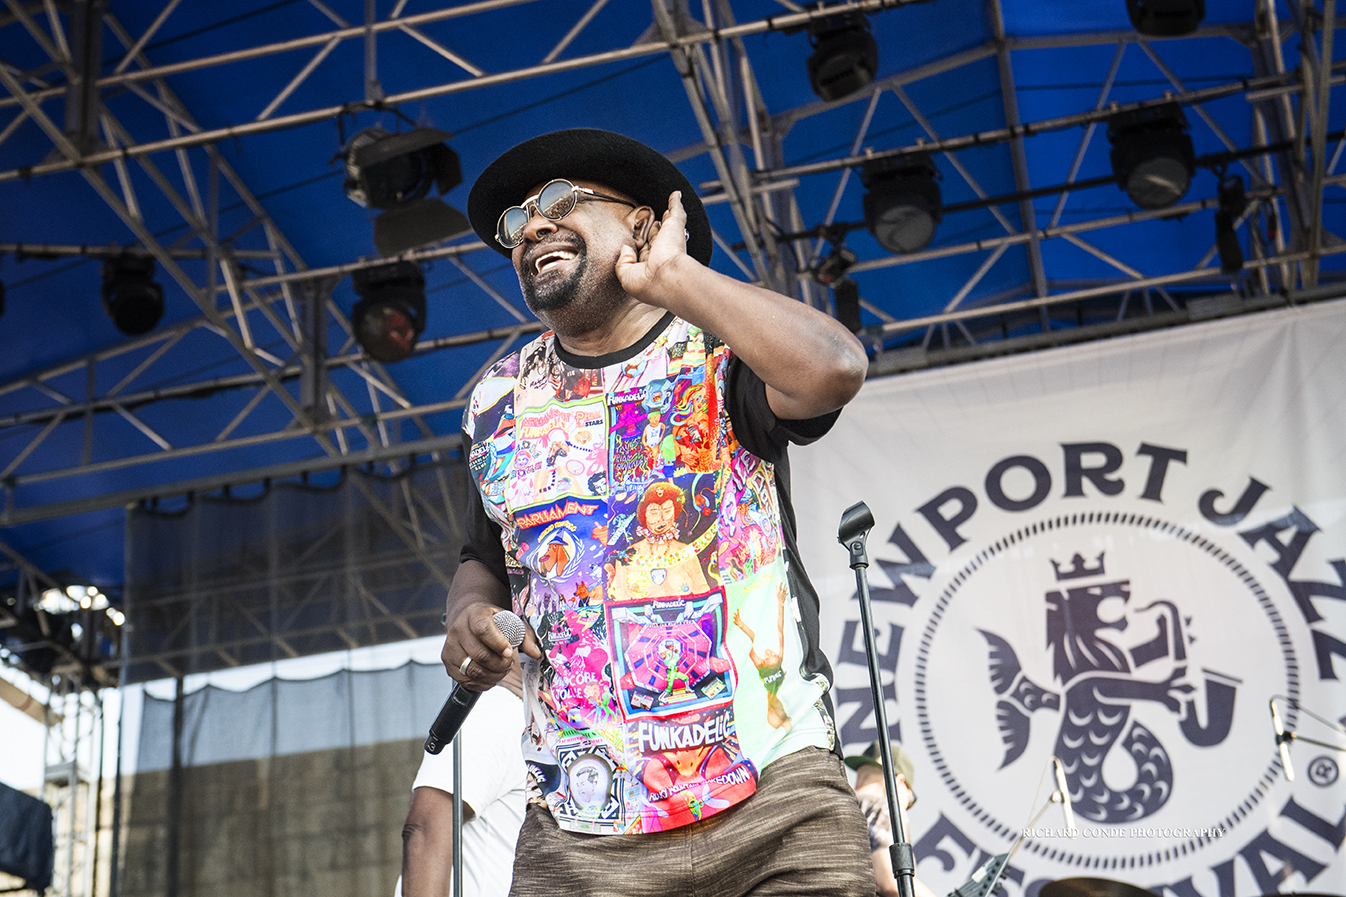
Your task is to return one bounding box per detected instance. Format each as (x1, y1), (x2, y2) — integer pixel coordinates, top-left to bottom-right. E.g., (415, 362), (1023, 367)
(445, 557), (511, 622)
(401, 788), (457, 897)
(639, 255), (867, 420)
(401, 828), (451, 897)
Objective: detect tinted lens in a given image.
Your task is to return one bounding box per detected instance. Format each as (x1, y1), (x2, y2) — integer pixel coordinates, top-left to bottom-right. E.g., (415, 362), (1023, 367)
(497, 206), (528, 247)
(537, 180), (577, 220)
(495, 180), (580, 248)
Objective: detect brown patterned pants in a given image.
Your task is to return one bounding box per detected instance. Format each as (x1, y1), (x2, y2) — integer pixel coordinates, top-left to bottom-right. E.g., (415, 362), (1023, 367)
(509, 746), (874, 897)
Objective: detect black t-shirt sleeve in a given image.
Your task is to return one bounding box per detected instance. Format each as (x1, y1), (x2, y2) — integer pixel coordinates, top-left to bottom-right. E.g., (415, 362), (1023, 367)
(723, 355), (842, 463)
(721, 346), (843, 743)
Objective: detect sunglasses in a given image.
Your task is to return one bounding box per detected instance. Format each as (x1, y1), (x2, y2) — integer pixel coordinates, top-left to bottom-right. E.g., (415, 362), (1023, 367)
(496, 179), (636, 249)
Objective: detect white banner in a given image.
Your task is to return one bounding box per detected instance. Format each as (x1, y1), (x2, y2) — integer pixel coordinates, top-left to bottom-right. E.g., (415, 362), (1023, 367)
(795, 298), (1346, 897)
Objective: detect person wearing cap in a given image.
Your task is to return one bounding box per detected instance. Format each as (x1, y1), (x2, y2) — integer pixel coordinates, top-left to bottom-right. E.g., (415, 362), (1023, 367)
(437, 127), (870, 896)
(845, 741), (938, 897)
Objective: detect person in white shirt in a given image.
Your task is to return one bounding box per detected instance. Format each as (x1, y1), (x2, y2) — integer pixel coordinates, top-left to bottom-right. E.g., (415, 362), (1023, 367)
(398, 663), (525, 897)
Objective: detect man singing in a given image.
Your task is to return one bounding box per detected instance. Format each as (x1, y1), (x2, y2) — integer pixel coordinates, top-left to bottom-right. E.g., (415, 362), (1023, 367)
(440, 128), (871, 896)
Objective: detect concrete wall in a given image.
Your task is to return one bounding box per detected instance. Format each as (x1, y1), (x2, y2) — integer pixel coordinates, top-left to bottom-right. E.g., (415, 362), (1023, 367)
(122, 738), (424, 897)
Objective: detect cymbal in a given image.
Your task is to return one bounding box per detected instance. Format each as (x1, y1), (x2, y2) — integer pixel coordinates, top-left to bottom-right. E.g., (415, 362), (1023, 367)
(1040, 879), (1159, 897)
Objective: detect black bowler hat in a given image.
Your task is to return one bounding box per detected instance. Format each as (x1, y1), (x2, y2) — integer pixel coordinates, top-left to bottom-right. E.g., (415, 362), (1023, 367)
(467, 128), (713, 266)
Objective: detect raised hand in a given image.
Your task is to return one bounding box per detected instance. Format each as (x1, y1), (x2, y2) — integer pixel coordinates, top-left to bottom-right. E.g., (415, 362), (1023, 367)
(615, 190), (690, 299)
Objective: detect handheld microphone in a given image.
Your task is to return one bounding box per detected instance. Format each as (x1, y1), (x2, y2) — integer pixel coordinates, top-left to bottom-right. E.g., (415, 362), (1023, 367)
(425, 610), (525, 755)
(1051, 755), (1077, 836)
(1270, 696), (1294, 782)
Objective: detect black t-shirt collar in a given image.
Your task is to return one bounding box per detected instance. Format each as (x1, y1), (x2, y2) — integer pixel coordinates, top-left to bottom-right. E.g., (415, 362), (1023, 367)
(552, 311), (676, 370)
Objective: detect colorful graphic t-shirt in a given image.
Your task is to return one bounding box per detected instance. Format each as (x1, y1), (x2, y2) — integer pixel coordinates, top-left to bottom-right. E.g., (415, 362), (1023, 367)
(461, 314), (836, 835)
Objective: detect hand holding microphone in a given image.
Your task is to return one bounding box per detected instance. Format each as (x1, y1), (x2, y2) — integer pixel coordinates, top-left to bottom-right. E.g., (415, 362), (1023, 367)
(426, 609), (526, 755)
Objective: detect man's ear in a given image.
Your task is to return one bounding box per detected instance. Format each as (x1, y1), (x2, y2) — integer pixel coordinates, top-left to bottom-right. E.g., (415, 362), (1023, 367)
(630, 206), (656, 246)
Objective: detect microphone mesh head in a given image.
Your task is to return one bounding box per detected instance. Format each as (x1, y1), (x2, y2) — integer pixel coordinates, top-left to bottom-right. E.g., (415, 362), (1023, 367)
(493, 610), (526, 648)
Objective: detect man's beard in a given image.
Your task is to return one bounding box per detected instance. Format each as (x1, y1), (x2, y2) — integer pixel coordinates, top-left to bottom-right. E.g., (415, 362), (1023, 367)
(519, 241), (628, 336)
(521, 251), (585, 314)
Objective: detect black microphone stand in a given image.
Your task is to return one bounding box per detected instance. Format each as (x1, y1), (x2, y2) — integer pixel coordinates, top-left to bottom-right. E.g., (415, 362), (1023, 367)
(839, 501), (916, 897)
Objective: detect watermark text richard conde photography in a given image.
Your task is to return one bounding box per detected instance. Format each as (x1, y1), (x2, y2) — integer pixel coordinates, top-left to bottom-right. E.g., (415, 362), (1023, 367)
(1022, 826), (1228, 840)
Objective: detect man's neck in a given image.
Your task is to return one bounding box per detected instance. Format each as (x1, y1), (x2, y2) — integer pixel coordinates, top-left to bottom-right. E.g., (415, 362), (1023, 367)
(551, 301), (667, 358)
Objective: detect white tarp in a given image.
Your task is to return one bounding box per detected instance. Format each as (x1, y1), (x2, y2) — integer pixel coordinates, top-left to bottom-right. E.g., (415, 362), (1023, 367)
(794, 298), (1346, 897)
(134, 657), (450, 772)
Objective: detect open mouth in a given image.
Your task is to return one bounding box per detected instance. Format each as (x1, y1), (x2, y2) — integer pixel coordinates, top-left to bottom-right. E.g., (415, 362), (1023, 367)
(532, 247), (578, 275)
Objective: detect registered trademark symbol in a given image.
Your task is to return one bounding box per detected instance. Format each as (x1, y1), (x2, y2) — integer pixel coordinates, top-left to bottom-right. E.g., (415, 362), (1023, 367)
(1307, 755), (1339, 786)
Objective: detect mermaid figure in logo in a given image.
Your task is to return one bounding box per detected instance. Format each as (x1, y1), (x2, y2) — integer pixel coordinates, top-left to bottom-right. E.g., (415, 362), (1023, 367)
(978, 554), (1222, 823)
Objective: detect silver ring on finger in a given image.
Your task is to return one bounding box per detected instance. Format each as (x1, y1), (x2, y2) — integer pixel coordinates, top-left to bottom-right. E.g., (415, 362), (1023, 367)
(459, 656), (472, 676)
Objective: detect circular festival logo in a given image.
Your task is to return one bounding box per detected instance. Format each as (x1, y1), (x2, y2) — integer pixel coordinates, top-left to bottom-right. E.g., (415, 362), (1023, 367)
(915, 511), (1298, 868)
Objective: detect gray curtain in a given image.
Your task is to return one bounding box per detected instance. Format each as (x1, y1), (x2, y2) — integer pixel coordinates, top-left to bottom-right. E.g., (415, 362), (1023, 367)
(122, 660), (451, 897)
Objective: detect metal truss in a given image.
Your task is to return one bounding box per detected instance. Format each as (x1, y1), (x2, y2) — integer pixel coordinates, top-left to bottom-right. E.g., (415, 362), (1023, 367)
(0, 0), (458, 524)
(0, 539), (116, 690)
(120, 452), (472, 683)
(42, 688), (106, 897)
(0, 0), (1343, 515)
(4, 440), (470, 682)
(0, 544), (114, 897)
(728, 4), (1346, 347)
(0, 6), (1340, 886)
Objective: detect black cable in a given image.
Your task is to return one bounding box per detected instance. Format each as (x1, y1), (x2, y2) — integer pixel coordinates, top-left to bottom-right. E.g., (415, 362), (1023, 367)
(140, 1), (306, 54)
(788, 73), (1253, 168)
(1018, 74), (1252, 92)
(789, 90), (1001, 166)
(453, 56), (666, 135)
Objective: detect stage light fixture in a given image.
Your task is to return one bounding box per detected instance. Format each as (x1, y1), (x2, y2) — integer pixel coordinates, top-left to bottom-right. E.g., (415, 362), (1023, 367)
(350, 261), (426, 363)
(831, 277), (862, 334)
(811, 242), (863, 333)
(862, 153), (942, 255)
(1126, 0), (1204, 37)
(1216, 173), (1247, 274)
(1107, 103), (1196, 210)
(342, 127), (471, 256)
(101, 254), (164, 335)
(806, 11), (878, 101)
